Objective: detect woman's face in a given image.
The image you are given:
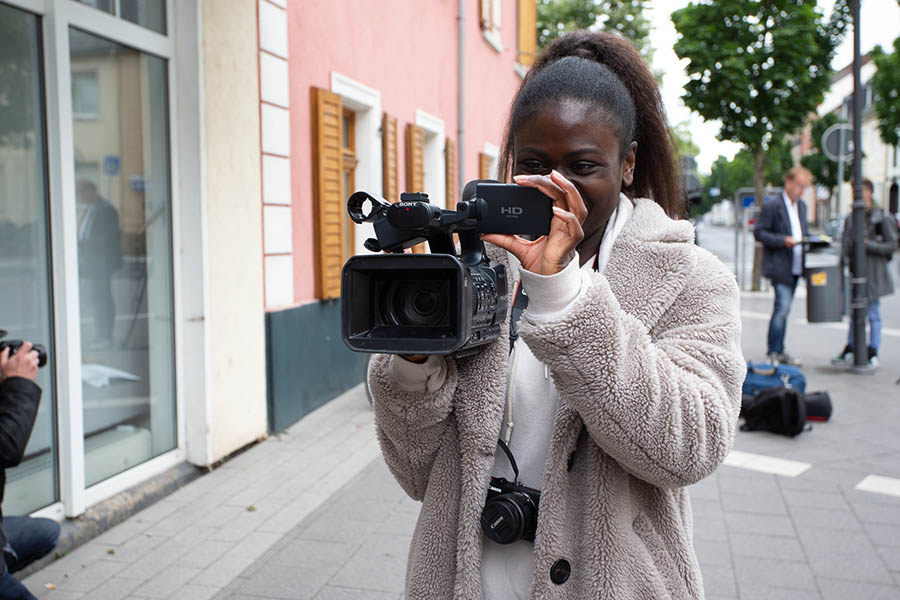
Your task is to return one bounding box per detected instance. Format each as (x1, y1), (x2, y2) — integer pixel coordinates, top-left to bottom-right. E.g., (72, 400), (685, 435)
(513, 98), (636, 241)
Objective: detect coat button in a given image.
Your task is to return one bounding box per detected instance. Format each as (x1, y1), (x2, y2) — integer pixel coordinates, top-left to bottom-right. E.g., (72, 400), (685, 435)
(550, 559), (570, 584)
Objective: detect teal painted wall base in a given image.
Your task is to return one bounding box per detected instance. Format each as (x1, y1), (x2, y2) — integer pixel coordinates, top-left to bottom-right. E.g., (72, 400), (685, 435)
(265, 300), (367, 432)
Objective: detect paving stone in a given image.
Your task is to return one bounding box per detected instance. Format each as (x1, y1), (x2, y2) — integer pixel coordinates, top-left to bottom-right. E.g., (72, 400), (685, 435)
(175, 583), (223, 600)
(817, 577), (900, 600)
(733, 557), (816, 591)
(729, 532), (806, 562)
(721, 492), (789, 515)
(780, 488), (851, 510)
(805, 549), (894, 584)
(700, 564), (737, 597)
(876, 545), (900, 573)
(735, 583), (822, 600)
(72, 576), (143, 600)
(314, 586), (400, 599)
(787, 506), (861, 531)
(328, 535), (411, 594)
(45, 559), (128, 593)
(694, 539), (732, 567)
(796, 527), (876, 556)
(863, 522), (900, 548)
(694, 517), (729, 542)
(132, 566), (202, 598)
(724, 512), (795, 537)
(229, 539), (352, 598)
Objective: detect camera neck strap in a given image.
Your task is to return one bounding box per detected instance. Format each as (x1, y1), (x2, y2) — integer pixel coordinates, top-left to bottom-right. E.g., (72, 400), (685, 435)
(496, 438), (521, 484)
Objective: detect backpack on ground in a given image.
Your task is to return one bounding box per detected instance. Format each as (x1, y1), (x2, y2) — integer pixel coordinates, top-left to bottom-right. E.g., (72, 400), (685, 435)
(803, 391), (833, 422)
(742, 361), (807, 396)
(740, 385), (807, 437)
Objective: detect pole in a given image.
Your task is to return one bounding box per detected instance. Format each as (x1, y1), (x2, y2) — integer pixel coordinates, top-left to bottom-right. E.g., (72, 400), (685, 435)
(836, 127), (845, 215)
(850, 0), (868, 371)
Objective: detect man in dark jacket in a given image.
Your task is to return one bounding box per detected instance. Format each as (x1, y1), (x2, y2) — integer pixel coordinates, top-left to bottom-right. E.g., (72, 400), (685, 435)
(76, 180), (122, 350)
(754, 167), (812, 366)
(0, 338), (60, 599)
(832, 179), (899, 369)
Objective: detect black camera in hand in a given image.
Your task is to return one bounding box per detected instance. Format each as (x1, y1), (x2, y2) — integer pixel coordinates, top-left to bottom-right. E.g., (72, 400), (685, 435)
(340, 180), (552, 357)
(0, 330), (48, 368)
(481, 476), (541, 544)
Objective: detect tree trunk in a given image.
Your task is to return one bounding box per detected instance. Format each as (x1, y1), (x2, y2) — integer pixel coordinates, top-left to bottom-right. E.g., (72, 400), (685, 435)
(750, 147), (766, 291)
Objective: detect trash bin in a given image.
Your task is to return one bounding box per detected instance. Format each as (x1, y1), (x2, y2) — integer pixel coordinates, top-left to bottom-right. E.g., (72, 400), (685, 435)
(804, 248), (843, 323)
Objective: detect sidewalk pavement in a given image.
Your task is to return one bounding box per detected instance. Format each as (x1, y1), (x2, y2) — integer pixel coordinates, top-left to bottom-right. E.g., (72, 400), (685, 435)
(24, 301), (900, 599)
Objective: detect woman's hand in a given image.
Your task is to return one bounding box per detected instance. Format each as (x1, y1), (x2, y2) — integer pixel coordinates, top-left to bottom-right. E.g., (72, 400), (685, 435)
(481, 170), (586, 275)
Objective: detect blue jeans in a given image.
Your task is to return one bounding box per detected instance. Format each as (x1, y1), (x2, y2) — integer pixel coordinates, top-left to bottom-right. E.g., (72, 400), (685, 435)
(767, 277), (798, 355)
(0, 516), (60, 600)
(847, 299), (882, 352)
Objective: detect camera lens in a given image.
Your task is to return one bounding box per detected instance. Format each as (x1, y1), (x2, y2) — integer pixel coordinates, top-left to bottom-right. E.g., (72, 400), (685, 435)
(386, 281), (448, 327)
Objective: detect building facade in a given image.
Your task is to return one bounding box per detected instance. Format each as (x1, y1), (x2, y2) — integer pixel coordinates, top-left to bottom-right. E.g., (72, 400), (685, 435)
(0, 0), (531, 523)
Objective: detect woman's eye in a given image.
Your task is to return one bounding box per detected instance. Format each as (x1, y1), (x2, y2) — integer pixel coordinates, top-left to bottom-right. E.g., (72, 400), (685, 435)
(572, 162), (597, 173)
(518, 160), (548, 174)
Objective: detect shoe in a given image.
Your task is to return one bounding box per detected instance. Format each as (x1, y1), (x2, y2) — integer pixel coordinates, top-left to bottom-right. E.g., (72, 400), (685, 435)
(766, 353), (780, 365)
(831, 345), (853, 366)
(868, 347), (880, 369)
(775, 352), (802, 367)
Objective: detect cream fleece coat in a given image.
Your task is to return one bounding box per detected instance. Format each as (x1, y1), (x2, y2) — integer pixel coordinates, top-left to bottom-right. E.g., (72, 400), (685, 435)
(368, 198), (745, 599)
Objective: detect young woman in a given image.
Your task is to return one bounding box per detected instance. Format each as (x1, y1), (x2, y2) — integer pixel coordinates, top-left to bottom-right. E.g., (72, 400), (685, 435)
(368, 30), (744, 599)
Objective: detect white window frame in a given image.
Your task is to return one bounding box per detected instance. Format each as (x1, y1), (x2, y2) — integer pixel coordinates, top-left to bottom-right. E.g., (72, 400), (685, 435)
(415, 110), (446, 210)
(331, 72), (383, 256)
(3, 0), (192, 518)
(483, 141), (500, 180)
(481, 0), (503, 53)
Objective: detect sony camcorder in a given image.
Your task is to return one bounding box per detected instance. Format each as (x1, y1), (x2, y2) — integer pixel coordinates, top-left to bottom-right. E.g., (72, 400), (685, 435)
(340, 181), (553, 356)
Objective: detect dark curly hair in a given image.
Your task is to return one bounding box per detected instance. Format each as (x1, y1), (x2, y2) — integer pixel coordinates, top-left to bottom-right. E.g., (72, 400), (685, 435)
(500, 31), (684, 218)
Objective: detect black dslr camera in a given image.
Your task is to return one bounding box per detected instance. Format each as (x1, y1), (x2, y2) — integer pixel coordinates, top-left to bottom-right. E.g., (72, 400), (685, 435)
(0, 330), (48, 368)
(341, 181), (552, 356)
(481, 476), (541, 544)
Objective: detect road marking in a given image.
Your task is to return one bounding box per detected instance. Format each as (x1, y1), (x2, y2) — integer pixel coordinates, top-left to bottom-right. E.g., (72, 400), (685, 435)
(855, 475), (900, 499)
(723, 450), (812, 477)
(740, 311), (900, 338)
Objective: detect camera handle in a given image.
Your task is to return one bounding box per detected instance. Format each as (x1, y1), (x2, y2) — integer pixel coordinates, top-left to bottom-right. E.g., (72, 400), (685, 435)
(496, 439), (521, 486)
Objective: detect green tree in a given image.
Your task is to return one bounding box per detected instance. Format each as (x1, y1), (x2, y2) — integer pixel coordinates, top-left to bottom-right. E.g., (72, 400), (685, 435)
(672, 0), (849, 288)
(870, 36), (900, 146)
(537, 0), (653, 65)
(698, 144), (792, 216)
(671, 121), (700, 158)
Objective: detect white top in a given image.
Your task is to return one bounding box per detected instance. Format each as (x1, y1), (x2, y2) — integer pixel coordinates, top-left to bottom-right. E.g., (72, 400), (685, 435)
(782, 191), (803, 276)
(389, 194), (634, 599)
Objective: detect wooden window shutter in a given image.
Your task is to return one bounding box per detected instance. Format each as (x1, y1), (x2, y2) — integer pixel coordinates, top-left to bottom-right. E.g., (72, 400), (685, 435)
(311, 86), (345, 300)
(406, 124), (426, 252)
(480, 0), (493, 29)
(382, 113), (399, 203)
(445, 137), (457, 205)
(517, 0), (537, 66)
(479, 152), (493, 180)
(406, 124), (425, 193)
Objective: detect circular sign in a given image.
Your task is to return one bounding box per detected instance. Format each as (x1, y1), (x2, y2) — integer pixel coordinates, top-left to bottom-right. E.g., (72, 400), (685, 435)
(822, 123), (854, 161)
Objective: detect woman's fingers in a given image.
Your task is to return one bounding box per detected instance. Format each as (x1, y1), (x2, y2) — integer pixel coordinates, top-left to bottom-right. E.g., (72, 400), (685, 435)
(512, 174), (567, 209)
(549, 170), (587, 224)
(480, 233), (535, 257)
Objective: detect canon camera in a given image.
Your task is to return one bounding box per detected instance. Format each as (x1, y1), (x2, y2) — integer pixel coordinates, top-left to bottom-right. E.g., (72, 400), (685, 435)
(340, 180), (552, 357)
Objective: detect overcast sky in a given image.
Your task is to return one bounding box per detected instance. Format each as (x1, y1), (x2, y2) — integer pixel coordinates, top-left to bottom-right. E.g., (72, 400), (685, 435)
(647, 0), (900, 174)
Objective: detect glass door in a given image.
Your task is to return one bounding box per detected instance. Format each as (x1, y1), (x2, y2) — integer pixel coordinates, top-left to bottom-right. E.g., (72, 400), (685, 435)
(68, 27), (176, 488)
(0, 2), (60, 514)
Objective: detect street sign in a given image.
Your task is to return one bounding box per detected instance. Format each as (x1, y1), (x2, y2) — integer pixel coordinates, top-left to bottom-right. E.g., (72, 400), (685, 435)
(103, 155), (120, 176)
(822, 123), (853, 161)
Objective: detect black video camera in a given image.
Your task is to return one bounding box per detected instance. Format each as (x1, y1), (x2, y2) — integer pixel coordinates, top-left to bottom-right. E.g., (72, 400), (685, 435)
(340, 181), (553, 357)
(0, 330), (48, 368)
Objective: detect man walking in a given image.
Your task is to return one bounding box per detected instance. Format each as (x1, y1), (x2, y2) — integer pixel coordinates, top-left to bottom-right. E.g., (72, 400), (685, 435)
(754, 166), (813, 366)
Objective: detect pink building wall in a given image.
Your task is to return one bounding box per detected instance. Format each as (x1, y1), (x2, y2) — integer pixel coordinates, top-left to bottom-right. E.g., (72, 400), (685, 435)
(288, 0), (524, 304)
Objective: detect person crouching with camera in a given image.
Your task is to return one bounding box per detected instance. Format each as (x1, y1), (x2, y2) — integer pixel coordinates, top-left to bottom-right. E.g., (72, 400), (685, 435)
(0, 340), (60, 600)
(367, 30), (744, 600)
